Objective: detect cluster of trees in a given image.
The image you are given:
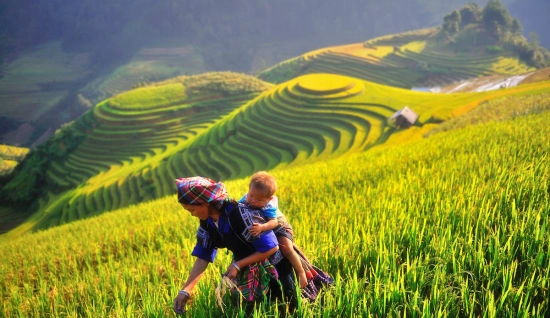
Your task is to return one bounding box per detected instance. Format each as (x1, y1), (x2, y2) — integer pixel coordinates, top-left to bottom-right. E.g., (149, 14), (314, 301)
(442, 2), (521, 38)
(441, 1), (549, 68)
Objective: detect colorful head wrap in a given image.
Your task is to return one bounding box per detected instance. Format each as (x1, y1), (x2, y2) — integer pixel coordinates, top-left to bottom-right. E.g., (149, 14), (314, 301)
(175, 176), (228, 205)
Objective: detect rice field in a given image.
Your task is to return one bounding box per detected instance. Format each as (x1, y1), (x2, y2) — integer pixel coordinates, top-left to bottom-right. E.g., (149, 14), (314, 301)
(1, 104), (549, 317)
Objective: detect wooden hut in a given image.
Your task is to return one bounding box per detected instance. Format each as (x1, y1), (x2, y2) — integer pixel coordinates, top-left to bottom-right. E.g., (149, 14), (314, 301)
(390, 106), (418, 129)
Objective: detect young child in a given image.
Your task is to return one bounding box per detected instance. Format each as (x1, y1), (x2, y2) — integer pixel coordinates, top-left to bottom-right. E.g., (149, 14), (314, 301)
(239, 171), (308, 288)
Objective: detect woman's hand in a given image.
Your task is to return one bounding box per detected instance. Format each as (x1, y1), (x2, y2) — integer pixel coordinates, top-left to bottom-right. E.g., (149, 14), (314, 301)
(173, 290), (190, 315)
(224, 263), (239, 279)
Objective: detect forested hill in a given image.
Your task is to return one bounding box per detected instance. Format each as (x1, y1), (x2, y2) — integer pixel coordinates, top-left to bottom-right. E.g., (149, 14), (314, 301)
(0, 0), (541, 74)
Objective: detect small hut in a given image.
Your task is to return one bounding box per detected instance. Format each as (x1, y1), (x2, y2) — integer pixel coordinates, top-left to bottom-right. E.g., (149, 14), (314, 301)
(390, 106), (418, 129)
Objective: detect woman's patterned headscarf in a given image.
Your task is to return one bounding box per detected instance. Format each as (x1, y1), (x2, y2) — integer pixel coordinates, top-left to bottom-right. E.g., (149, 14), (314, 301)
(175, 177), (228, 206)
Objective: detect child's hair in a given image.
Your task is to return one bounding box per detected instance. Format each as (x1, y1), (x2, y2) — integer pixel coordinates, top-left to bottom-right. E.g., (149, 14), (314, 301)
(249, 171), (277, 197)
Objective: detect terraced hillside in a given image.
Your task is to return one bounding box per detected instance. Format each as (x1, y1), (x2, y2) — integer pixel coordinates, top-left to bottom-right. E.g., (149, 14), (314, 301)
(4, 71), (550, 237)
(259, 28), (535, 88)
(14, 73), (268, 229)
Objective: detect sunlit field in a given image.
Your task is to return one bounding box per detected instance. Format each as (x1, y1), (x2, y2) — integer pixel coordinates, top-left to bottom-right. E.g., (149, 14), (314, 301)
(1, 106), (549, 316)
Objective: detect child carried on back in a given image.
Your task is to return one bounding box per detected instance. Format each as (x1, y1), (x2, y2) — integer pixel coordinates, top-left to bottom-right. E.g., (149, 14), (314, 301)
(239, 171), (309, 288)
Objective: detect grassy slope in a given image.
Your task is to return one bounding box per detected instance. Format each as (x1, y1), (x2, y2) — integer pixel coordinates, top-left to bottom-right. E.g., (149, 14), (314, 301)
(259, 28), (535, 88)
(1, 101), (548, 316)
(3, 73), (550, 238)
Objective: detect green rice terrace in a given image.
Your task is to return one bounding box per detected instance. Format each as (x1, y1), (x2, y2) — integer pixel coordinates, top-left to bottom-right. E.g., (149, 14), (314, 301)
(259, 28), (535, 88)
(2, 70), (550, 238)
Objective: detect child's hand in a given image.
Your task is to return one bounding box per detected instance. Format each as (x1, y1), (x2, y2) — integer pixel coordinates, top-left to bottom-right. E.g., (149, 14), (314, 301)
(249, 223), (263, 236)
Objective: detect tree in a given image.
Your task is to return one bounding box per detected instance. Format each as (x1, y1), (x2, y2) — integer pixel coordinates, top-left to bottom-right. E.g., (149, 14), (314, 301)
(482, 0), (513, 36)
(511, 18), (522, 34)
(443, 10), (461, 35)
(459, 4), (482, 26)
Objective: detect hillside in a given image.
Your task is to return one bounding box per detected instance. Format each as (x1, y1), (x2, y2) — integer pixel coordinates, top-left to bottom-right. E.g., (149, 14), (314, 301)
(1, 98), (549, 316)
(2, 70), (550, 237)
(259, 27), (535, 88)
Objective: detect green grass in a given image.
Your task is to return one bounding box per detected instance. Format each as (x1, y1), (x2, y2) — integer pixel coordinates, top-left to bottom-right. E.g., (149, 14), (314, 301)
(1, 106), (549, 316)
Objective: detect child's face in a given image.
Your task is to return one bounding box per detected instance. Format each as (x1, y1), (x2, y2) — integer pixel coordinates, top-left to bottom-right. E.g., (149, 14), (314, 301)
(246, 187), (272, 209)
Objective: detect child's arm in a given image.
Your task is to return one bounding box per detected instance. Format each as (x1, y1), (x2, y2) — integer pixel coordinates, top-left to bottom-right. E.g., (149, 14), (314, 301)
(249, 218), (278, 236)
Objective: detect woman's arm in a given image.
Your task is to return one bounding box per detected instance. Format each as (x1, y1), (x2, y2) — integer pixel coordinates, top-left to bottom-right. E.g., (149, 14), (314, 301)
(173, 258), (209, 313)
(225, 245), (279, 279)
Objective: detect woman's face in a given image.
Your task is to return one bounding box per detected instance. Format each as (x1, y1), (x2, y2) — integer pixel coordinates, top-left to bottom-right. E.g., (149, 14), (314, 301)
(181, 202), (210, 220)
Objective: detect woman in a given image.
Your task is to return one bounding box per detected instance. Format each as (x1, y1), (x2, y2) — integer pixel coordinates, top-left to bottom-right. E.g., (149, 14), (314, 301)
(172, 176), (332, 314)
